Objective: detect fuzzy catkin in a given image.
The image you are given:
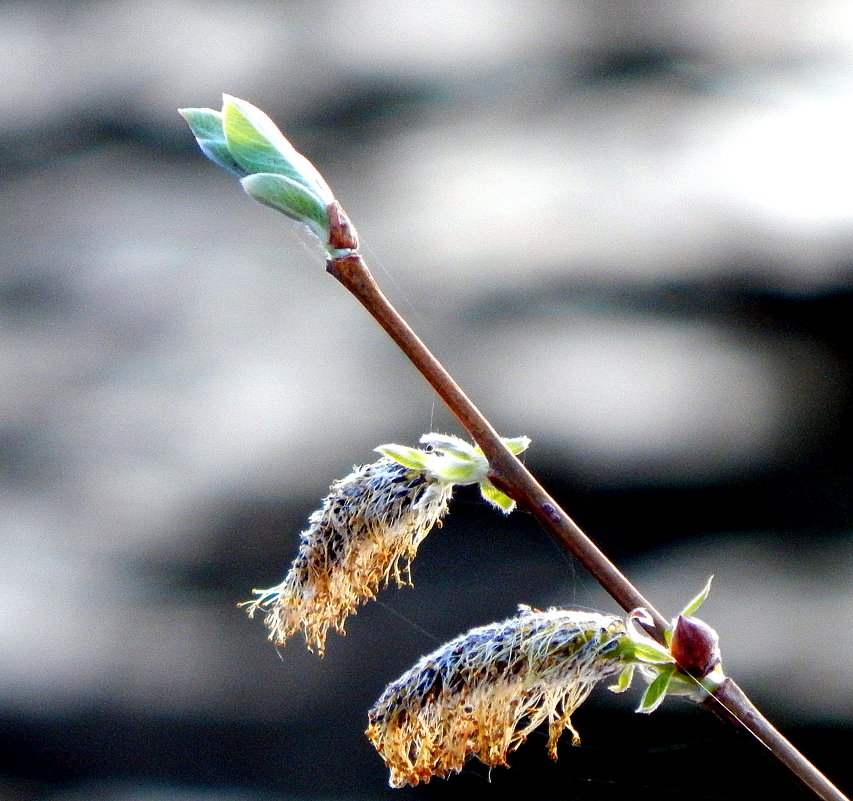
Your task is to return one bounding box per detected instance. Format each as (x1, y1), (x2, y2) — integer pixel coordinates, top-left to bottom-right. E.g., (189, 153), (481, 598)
(367, 606), (627, 787)
(242, 457), (453, 655)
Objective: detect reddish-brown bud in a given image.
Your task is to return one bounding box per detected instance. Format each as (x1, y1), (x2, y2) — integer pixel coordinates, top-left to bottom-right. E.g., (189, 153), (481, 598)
(327, 200), (359, 250)
(670, 614), (720, 678)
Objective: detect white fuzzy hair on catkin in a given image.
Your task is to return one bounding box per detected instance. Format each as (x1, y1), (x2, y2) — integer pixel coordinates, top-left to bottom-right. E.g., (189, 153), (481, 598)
(367, 606), (627, 787)
(242, 457), (452, 655)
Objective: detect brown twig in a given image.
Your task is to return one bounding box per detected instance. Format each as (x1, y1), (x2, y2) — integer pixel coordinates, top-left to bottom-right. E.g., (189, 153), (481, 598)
(326, 254), (667, 632)
(325, 250), (848, 801)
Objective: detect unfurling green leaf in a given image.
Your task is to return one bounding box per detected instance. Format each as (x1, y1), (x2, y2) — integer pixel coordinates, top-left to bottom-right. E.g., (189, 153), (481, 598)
(478, 479), (516, 513)
(679, 575), (714, 618)
(609, 663), (635, 693)
(180, 95), (348, 253)
(240, 173), (330, 241)
(500, 435), (532, 455)
(637, 663), (677, 713)
(222, 95), (333, 204)
(377, 433), (530, 515)
(376, 444), (429, 471)
(178, 108), (247, 176)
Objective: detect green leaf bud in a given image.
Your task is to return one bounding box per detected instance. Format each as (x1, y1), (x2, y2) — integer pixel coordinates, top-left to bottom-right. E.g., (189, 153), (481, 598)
(221, 94), (333, 204)
(180, 95), (356, 254)
(382, 432), (531, 514)
(240, 172), (330, 242)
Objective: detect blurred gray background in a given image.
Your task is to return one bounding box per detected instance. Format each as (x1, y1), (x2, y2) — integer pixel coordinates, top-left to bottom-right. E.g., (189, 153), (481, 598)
(0, 1), (851, 800)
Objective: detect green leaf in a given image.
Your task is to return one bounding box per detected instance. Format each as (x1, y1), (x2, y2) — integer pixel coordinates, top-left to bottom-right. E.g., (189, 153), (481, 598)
(376, 444), (428, 471)
(240, 173), (330, 241)
(178, 108), (248, 176)
(500, 435), (531, 455)
(628, 641), (674, 665)
(608, 664), (635, 694)
(423, 454), (481, 482)
(222, 95), (333, 204)
(680, 575), (714, 618)
(637, 663), (677, 713)
(478, 479), (516, 513)
(420, 433), (477, 461)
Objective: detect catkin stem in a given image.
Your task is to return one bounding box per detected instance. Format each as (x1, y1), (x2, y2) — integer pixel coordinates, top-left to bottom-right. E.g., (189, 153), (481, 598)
(325, 251), (848, 801)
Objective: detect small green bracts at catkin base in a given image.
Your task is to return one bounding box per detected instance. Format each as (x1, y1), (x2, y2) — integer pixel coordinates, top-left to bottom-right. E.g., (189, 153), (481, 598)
(242, 434), (530, 655)
(366, 607), (631, 787)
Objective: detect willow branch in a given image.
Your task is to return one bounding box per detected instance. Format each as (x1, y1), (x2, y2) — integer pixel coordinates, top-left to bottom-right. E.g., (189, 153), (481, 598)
(325, 251), (847, 801)
(179, 95), (846, 801)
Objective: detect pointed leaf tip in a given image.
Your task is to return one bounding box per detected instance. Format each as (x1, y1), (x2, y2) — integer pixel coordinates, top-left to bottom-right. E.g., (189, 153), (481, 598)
(680, 575), (714, 618)
(376, 444), (429, 471)
(179, 106), (247, 176)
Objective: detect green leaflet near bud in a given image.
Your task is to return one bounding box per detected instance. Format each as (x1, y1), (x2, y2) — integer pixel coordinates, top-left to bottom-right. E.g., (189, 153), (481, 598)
(623, 639), (674, 665)
(500, 435), (532, 456)
(478, 479), (516, 513)
(637, 663), (677, 713)
(222, 95), (334, 205)
(178, 108), (248, 176)
(679, 575), (714, 618)
(609, 663), (635, 694)
(378, 433), (530, 515)
(240, 173), (330, 242)
(375, 444), (429, 471)
(422, 452), (485, 483)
